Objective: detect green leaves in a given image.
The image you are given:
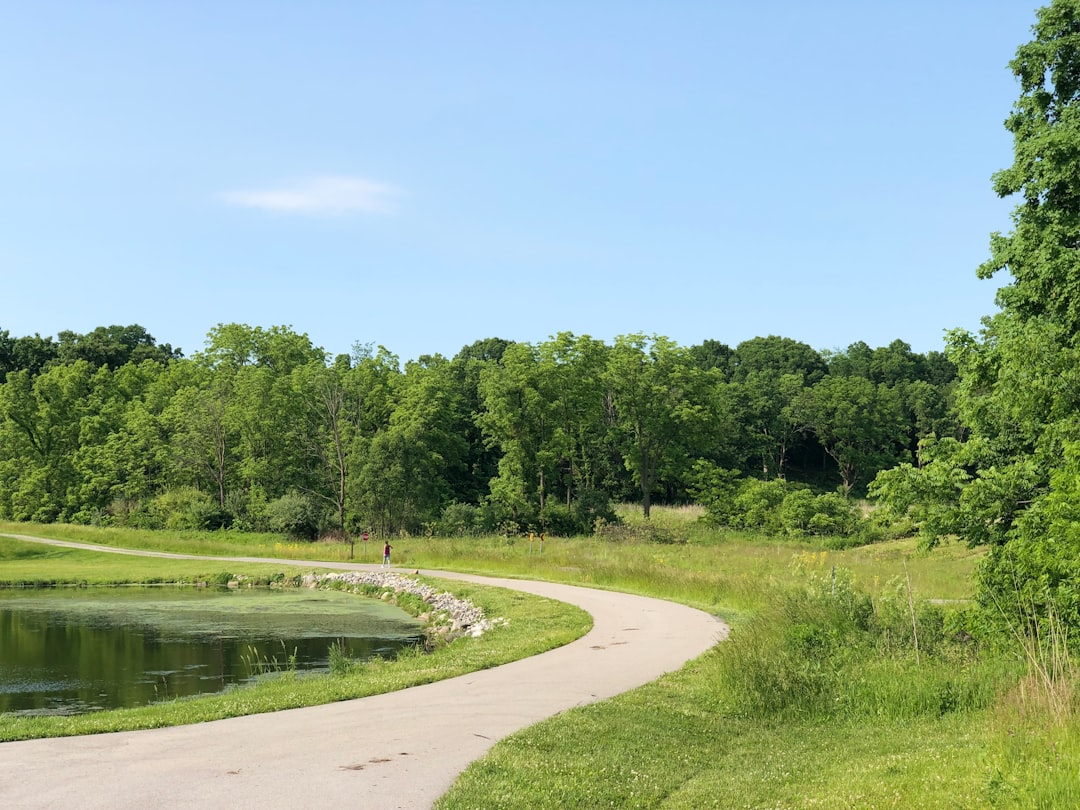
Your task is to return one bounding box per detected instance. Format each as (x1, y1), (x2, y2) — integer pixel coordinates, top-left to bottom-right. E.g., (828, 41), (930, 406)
(793, 375), (909, 496)
(0, 323), (956, 539)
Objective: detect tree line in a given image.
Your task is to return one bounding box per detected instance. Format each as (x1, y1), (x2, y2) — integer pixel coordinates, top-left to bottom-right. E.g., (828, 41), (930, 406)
(0, 323), (956, 538)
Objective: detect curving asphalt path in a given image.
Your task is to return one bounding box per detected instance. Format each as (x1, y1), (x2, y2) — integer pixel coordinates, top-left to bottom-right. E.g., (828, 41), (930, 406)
(0, 535), (726, 809)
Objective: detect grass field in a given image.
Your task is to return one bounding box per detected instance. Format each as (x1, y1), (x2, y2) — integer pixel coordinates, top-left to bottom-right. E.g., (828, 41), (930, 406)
(2, 510), (1077, 806)
(0, 535), (590, 742)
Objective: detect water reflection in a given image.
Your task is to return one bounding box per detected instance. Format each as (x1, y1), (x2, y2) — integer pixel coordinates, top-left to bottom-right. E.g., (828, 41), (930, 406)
(0, 586), (424, 716)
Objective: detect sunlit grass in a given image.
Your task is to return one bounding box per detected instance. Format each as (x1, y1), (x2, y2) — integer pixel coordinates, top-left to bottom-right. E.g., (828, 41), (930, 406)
(0, 537), (590, 742)
(2, 510), (982, 618)
(0, 534), (298, 585)
(8, 510), (1065, 808)
(0, 520), (357, 561)
(437, 661), (1000, 810)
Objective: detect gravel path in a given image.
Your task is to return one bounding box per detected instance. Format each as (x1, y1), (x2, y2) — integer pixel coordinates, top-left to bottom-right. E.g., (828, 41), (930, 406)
(0, 536), (726, 809)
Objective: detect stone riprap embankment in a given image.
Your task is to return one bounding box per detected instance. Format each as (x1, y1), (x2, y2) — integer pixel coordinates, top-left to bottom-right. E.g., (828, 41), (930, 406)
(304, 570), (508, 640)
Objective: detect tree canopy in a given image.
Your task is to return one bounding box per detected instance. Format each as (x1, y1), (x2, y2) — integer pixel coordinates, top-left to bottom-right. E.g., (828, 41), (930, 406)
(0, 322), (953, 538)
(869, 0), (1080, 635)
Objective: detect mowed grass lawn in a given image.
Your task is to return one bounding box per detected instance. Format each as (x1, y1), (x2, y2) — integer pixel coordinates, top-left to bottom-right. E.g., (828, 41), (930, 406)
(3, 510), (1074, 807)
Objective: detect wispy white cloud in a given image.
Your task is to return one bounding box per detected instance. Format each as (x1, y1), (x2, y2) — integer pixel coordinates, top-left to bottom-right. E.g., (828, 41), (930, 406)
(222, 176), (404, 215)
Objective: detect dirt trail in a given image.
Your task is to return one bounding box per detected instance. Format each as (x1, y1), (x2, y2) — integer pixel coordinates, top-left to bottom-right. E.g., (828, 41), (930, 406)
(0, 535), (726, 809)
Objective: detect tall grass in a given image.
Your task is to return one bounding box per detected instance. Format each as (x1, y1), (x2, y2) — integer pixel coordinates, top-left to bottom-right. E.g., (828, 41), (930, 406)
(980, 594), (1080, 806)
(713, 566), (1012, 723)
(438, 562), (1018, 809)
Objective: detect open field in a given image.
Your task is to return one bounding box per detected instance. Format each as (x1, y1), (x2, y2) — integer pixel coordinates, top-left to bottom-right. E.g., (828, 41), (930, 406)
(0, 515), (983, 609)
(3, 510), (1077, 806)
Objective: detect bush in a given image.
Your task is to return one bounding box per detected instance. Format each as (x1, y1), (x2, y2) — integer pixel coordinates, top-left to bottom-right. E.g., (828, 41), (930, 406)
(107, 496), (150, 528)
(223, 487), (270, 532)
(434, 502), (481, 537)
(264, 490), (320, 541)
(690, 461), (742, 526)
(146, 487), (229, 531)
(777, 488), (817, 534)
(732, 478), (788, 532)
(571, 488), (617, 533)
(540, 503), (578, 536)
(779, 489), (861, 537)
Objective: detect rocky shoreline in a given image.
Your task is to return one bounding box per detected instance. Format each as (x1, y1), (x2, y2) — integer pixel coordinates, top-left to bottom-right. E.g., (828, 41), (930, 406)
(303, 570), (508, 641)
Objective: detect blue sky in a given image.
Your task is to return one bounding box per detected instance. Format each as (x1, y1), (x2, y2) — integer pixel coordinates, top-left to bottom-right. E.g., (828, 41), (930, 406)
(2, 1), (1040, 363)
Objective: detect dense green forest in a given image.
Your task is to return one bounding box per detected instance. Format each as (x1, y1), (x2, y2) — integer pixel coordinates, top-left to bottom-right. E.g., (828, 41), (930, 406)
(0, 323), (956, 540)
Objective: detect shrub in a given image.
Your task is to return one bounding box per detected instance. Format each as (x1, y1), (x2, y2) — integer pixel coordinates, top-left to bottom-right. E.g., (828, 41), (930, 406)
(223, 487), (268, 532)
(571, 488), (617, 533)
(777, 488), (817, 534)
(106, 496), (150, 528)
(540, 503), (578, 537)
(264, 490), (320, 541)
(732, 478), (788, 532)
(435, 502), (481, 537)
(807, 491), (860, 536)
(690, 461), (742, 526)
(779, 489), (861, 537)
(147, 487), (229, 531)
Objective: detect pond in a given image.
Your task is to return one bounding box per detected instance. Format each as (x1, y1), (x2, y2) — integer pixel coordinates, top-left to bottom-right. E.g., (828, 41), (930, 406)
(0, 586), (425, 716)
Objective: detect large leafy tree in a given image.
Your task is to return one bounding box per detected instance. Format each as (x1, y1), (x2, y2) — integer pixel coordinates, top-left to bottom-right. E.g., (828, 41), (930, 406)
(163, 366), (237, 509)
(68, 361), (170, 519)
(0, 362), (95, 520)
(449, 337), (513, 505)
(730, 336), (828, 384)
(293, 358), (354, 533)
(188, 324), (326, 511)
(958, 0), (1080, 519)
(0, 330), (58, 381)
(477, 341), (550, 526)
(475, 333), (617, 531)
(872, 0), (1080, 633)
(353, 355), (465, 535)
(727, 337), (827, 479)
(56, 324), (181, 370)
(979, 0), (1080, 330)
(792, 375), (908, 496)
(539, 332), (616, 507)
(826, 340), (960, 457)
(604, 334), (707, 517)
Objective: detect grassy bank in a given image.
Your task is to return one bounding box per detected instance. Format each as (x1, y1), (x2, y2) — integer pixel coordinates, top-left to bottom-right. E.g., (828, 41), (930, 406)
(428, 511), (1080, 808)
(0, 537), (590, 742)
(437, 563), (1021, 808)
(4, 512), (1076, 805)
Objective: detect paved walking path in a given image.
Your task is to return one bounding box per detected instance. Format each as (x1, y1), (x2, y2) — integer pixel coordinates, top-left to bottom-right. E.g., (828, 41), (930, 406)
(0, 535), (726, 809)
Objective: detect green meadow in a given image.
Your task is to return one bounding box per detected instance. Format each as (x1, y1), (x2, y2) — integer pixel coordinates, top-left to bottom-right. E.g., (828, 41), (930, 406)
(2, 510), (1077, 807)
